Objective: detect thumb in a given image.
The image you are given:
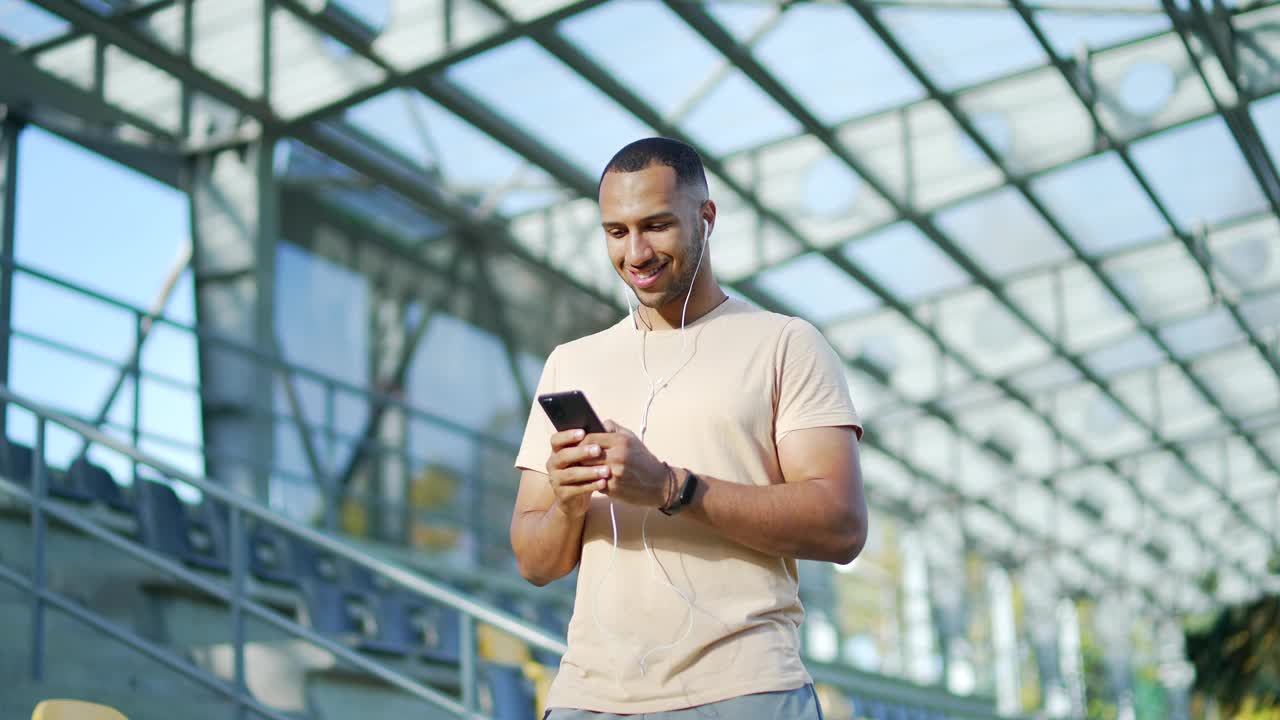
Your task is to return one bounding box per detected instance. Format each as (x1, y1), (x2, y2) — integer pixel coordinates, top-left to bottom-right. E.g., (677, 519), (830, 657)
(605, 419), (636, 438)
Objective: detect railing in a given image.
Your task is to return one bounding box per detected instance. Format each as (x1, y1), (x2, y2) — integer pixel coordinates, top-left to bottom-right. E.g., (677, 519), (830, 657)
(0, 383), (566, 720)
(1, 254), (526, 558)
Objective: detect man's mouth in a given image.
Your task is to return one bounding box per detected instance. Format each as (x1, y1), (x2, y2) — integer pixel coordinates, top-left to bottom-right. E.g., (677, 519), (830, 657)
(629, 262), (667, 290)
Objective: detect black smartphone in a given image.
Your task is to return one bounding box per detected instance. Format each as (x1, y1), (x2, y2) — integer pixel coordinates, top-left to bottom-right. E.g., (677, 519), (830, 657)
(538, 390), (607, 435)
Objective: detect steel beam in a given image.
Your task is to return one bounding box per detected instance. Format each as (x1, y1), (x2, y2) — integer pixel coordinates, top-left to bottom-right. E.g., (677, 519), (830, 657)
(0, 113), (20, 440)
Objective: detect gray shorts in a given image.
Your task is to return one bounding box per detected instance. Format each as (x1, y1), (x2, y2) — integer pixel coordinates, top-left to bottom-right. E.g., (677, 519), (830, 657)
(543, 684), (825, 719)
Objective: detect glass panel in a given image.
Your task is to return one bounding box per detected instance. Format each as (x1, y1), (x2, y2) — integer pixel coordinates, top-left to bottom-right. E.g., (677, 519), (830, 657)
(1158, 306), (1244, 358)
(956, 400), (1062, 478)
(1009, 357), (1081, 395)
(1082, 332), (1164, 377)
(1090, 33), (1216, 141)
(559, 1), (723, 119)
(1252, 94), (1280, 179)
(838, 100), (1003, 211)
(878, 6), (1046, 91)
(192, 0), (264, 99)
(935, 186), (1071, 278)
(1102, 241), (1211, 323)
(753, 253), (879, 325)
(0, 0), (69, 45)
(276, 19), (386, 119)
(447, 38), (656, 175)
(1033, 3), (1170, 57)
(345, 89), (565, 217)
(753, 3), (924, 126)
(827, 309), (970, 403)
(1194, 346), (1280, 418)
(678, 70), (801, 157)
(1052, 383), (1147, 459)
(957, 67), (1094, 175)
(727, 135), (896, 246)
(1240, 288), (1280, 339)
(372, 0), (503, 72)
(844, 222), (970, 303)
(1130, 116), (1270, 230)
(1006, 264), (1137, 351)
(927, 287), (1053, 376)
(103, 46), (182, 133)
(1031, 152), (1168, 256)
(1207, 214), (1280, 295)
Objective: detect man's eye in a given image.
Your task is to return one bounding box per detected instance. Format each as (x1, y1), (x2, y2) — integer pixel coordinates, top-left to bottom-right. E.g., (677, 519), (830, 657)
(650, 224), (670, 232)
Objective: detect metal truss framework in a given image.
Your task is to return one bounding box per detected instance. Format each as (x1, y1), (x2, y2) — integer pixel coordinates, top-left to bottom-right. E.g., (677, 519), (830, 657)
(2, 0), (1280, 622)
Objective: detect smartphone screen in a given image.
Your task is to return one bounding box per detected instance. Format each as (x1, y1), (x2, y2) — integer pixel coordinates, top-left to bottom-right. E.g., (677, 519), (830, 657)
(538, 390), (607, 435)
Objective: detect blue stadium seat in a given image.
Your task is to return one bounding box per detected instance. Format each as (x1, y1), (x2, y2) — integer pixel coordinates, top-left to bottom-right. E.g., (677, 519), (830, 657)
(133, 473), (228, 572)
(248, 523), (301, 585)
(299, 577), (364, 637)
(485, 662), (536, 720)
(68, 457), (130, 511)
(0, 439), (33, 485)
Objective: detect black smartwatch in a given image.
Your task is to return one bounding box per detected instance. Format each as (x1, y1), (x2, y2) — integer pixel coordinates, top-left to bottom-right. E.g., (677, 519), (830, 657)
(660, 470), (699, 516)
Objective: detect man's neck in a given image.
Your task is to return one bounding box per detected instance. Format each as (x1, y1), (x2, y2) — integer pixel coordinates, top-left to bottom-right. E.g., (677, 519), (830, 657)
(637, 279), (728, 331)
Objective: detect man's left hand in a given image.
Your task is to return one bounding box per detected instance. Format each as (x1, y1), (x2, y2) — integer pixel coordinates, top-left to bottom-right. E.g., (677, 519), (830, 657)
(586, 420), (670, 508)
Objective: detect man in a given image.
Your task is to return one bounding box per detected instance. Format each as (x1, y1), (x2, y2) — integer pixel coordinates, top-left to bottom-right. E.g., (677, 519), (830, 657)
(510, 137), (867, 719)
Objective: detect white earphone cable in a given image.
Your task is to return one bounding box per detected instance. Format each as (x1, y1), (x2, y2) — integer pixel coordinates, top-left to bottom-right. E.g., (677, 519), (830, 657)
(594, 219), (710, 675)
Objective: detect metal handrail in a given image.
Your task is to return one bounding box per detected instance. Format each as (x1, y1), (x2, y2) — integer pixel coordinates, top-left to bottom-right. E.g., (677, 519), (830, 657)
(0, 383), (566, 719)
(2, 256), (521, 453)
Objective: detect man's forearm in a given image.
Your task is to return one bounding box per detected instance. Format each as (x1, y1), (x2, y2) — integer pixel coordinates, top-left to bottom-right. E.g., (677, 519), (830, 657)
(511, 502), (587, 586)
(680, 470), (866, 564)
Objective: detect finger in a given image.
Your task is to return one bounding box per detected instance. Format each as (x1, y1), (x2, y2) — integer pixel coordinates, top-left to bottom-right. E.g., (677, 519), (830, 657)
(602, 419), (618, 433)
(556, 477), (608, 499)
(549, 442), (607, 470)
(549, 429), (587, 452)
(552, 465), (611, 487)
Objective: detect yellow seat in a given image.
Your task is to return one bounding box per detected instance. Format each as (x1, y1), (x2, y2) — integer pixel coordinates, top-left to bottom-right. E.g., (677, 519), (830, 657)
(31, 699), (128, 720)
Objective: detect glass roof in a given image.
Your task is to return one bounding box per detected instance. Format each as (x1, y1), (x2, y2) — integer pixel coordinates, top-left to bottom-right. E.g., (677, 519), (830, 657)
(7, 0), (1280, 622)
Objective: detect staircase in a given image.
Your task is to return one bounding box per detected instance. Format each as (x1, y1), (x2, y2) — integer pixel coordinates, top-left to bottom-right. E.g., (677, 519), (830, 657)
(0, 385), (563, 720)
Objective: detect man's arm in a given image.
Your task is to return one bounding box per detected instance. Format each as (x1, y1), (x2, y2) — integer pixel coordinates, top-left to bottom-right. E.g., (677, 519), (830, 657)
(593, 422), (867, 564)
(509, 429), (612, 586)
(684, 427), (866, 563)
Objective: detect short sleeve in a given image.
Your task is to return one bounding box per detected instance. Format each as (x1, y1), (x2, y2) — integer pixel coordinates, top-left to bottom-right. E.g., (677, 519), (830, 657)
(774, 319), (863, 442)
(513, 348), (560, 474)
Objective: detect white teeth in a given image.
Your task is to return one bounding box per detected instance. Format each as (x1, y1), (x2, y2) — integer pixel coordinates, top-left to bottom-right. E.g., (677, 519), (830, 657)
(634, 265), (663, 279)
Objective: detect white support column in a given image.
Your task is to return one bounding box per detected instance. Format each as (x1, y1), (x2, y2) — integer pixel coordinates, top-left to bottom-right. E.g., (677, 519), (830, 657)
(902, 531), (941, 685)
(1095, 593), (1138, 720)
(988, 565), (1022, 716)
(1157, 617), (1195, 720)
(189, 140), (278, 500)
(1058, 597), (1087, 719)
(1022, 560), (1071, 717)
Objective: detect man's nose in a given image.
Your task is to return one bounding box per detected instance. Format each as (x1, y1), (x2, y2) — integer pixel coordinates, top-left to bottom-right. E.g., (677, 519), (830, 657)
(625, 233), (656, 266)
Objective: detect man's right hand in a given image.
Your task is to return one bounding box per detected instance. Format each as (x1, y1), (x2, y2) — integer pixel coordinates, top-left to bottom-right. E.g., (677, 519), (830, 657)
(545, 428), (611, 518)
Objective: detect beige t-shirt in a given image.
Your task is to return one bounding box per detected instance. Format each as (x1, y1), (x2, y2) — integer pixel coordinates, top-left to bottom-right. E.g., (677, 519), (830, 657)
(514, 298), (862, 714)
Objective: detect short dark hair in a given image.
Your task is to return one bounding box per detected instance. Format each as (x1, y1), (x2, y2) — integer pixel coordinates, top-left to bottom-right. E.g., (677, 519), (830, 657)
(599, 137), (708, 195)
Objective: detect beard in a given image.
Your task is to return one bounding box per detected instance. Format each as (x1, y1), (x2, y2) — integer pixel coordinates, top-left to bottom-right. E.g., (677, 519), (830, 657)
(634, 224), (707, 310)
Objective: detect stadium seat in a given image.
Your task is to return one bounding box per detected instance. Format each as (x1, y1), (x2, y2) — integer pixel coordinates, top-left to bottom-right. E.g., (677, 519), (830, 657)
(298, 577), (364, 638)
(67, 457), (130, 511)
(248, 522), (300, 585)
(133, 474), (227, 572)
(31, 699), (128, 720)
(1, 439), (34, 485)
